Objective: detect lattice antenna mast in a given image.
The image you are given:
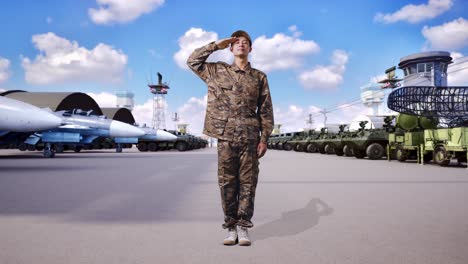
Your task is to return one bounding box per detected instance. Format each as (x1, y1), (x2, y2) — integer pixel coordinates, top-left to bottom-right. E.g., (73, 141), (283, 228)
(305, 113), (314, 130)
(148, 72), (170, 130)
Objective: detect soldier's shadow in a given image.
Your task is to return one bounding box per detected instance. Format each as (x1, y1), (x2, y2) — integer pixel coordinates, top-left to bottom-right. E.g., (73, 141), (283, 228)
(252, 198), (333, 241)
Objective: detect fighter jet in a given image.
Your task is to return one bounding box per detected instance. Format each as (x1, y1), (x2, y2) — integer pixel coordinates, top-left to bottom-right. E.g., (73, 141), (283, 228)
(26, 109), (145, 157)
(139, 126), (178, 142)
(0, 96), (62, 132)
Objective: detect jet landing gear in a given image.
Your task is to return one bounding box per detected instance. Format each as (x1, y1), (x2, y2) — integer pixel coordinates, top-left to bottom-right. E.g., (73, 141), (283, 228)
(43, 143), (55, 158)
(116, 143), (123, 153)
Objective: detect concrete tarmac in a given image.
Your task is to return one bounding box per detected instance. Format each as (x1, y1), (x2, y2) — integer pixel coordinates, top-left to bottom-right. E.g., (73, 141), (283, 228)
(0, 148), (467, 264)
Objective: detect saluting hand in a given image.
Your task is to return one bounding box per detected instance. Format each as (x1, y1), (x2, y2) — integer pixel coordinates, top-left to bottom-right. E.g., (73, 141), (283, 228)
(215, 37), (237, 49)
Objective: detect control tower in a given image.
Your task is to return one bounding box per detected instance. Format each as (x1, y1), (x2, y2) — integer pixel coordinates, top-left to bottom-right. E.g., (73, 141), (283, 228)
(148, 72), (170, 129)
(361, 83), (385, 116)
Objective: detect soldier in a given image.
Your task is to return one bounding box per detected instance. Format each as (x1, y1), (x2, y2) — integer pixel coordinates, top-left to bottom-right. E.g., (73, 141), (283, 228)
(187, 30), (274, 246)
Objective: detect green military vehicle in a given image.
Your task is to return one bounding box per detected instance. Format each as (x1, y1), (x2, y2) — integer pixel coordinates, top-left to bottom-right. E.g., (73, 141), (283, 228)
(341, 120), (388, 160)
(297, 128), (328, 153)
(267, 134), (280, 149)
(320, 125), (351, 156)
(424, 127), (468, 166)
(290, 130), (315, 152)
(388, 114), (467, 166)
(277, 131), (304, 151)
(311, 127), (339, 154)
(388, 114), (437, 163)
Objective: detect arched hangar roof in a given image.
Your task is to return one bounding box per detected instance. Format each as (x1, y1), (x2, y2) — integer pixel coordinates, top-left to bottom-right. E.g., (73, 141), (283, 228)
(101, 108), (136, 124)
(2, 91), (103, 115)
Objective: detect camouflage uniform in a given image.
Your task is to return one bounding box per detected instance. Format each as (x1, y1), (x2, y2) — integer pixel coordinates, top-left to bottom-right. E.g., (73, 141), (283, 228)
(187, 41), (274, 228)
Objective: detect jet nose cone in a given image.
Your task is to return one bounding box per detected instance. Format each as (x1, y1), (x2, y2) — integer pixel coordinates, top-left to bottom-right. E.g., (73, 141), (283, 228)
(34, 110), (62, 131)
(109, 121), (145, 137)
(156, 130), (178, 141)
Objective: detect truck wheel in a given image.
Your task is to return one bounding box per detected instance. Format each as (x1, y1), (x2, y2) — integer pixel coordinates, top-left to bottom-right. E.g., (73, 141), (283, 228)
(18, 143), (27, 151)
(176, 142), (188, 151)
(137, 143), (148, 152)
(434, 146), (450, 166)
(343, 145), (353, 157)
(324, 144), (334, 154)
(306, 143), (317, 153)
(148, 143), (158, 152)
(396, 148), (407, 162)
(283, 143), (292, 151)
(74, 146), (82, 153)
(366, 143), (385, 160)
(335, 148), (344, 156)
(295, 144), (303, 152)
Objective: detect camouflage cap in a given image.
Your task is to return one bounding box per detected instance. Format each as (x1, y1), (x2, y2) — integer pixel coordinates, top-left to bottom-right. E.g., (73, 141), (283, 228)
(231, 30), (252, 46)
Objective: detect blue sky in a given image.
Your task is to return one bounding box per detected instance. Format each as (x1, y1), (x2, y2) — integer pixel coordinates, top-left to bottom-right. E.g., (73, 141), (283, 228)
(0, 0), (467, 133)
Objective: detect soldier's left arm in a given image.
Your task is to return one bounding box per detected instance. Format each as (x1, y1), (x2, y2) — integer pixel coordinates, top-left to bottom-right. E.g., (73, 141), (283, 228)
(257, 74), (274, 144)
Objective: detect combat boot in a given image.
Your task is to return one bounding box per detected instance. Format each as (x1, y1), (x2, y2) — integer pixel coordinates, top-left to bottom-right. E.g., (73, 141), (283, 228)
(237, 226), (251, 246)
(223, 227), (238, 245)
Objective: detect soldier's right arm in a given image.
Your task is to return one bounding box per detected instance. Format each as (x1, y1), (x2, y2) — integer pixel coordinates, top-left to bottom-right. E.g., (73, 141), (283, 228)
(186, 42), (219, 82)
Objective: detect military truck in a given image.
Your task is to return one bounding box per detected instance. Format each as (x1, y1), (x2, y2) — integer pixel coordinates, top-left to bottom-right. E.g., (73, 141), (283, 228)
(423, 127), (468, 166)
(320, 125), (351, 156)
(277, 131), (303, 151)
(341, 120), (388, 160)
(387, 114), (436, 163)
(289, 130), (314, 152)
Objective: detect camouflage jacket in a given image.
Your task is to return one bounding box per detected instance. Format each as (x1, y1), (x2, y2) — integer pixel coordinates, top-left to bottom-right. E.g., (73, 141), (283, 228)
(187, 42), (274, 143)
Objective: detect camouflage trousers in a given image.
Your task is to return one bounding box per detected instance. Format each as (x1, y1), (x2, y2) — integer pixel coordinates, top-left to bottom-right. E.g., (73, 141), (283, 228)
(217, 139), (259, 229)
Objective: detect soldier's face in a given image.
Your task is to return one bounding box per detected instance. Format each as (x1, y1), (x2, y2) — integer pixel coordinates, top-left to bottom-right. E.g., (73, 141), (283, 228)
(230, 37), (251, 56)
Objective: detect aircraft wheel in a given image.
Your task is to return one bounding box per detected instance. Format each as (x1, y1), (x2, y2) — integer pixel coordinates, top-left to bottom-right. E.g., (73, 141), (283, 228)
(43, 149), (55, 158)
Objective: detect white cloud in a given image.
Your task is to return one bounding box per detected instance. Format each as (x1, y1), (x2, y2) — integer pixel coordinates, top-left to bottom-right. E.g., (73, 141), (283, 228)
(298, 50), (349, 90)
(288, 25), (303, 38)
(174, 27), (231, 70)
(0, 57), (11, 83)
(175, 26), (320, 72)
(374, 0), (453, 24)
(22, 32), (128, 85)
(87, 92), (117, 107)
(89, 0), (164, 25)
(422, 18), (468, 50)
(132, 99), (154, 127)
(448, 52), (468, 85)
(251, 31), (319, 72)
(273, 103), (370, 133)
(131, 95), (207, 135)
(173, 95), (207, 134)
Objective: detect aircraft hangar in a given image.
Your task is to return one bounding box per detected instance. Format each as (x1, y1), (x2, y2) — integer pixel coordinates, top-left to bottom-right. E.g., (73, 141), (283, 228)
(0, 90), (103, 115)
